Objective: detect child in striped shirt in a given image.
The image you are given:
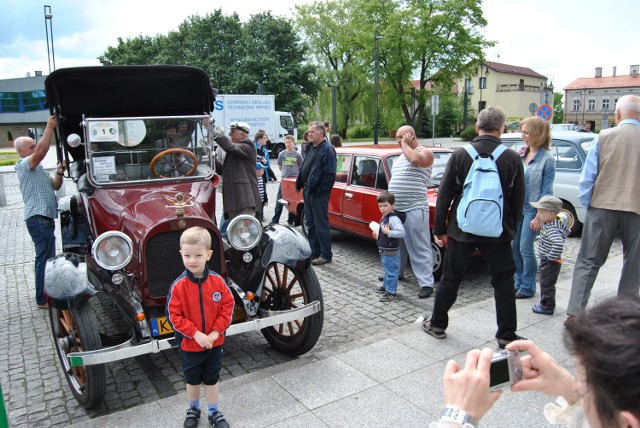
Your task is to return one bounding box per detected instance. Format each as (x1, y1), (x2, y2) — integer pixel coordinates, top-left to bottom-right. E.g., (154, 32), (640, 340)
(529, 195), (570, 315)
(256, 162), (268, 221)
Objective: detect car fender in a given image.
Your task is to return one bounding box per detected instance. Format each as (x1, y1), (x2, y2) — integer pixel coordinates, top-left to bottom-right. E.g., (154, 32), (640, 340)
(261, 224), (312, 269)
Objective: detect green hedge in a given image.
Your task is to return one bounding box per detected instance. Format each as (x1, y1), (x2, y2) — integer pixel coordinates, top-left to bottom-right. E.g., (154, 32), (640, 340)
(459, 126), (478, 141)
(346, 125), (373, 139)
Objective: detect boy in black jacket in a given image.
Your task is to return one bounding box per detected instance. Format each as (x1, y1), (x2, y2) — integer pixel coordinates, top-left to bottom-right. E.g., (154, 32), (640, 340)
(373, 191), (406, 302)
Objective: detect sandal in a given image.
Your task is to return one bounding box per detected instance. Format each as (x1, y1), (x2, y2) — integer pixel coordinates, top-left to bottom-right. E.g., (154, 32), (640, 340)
(422, 319), (447, 339)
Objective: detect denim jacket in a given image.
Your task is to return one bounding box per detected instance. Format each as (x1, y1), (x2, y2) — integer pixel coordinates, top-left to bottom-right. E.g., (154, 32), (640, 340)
(521, 147), (555, 215)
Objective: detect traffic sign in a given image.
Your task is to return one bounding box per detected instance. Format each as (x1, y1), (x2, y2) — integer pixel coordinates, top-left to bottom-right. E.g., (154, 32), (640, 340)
(536, 104), (552, 121)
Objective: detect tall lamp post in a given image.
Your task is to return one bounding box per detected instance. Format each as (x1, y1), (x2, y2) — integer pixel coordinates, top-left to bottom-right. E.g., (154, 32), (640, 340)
(373, 30), (383, 144)
(44, 5), (56, 74)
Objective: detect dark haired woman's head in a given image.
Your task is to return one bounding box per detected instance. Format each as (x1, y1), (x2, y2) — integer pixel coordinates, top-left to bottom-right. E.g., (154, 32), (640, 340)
(564, 295), (640, 427)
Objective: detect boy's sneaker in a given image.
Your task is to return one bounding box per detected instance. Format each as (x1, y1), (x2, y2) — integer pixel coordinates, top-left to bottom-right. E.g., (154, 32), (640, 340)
(184, 407), (201, 428)
(379, 292), (397, 302)
(375, 285), (386, 293)
(532, 304), (554, 315)
(209, 410), (230, 428)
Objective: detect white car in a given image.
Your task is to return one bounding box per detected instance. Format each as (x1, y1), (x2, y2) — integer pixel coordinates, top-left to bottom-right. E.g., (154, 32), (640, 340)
(501, 131), (595, 236)
(551, 123), (580, 132)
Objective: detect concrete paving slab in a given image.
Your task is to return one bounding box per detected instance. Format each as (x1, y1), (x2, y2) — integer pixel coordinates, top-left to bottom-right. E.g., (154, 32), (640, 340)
(272, 357), (377, 410)
(312, 384), (429, 428)
(267, 411), (329, 428)
(336, 338), (434, 383)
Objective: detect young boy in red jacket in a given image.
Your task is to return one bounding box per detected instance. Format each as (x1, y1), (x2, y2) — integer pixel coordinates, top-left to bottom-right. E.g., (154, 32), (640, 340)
(167, 227), (235, 428)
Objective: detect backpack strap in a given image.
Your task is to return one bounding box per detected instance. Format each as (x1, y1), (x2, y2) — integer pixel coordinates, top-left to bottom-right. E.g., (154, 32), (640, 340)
(491, 144), (507, 160)
(463, 144), (479, 159)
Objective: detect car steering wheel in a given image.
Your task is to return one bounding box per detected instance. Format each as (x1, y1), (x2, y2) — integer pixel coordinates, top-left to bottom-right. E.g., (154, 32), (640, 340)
(150, 148), (199, 177)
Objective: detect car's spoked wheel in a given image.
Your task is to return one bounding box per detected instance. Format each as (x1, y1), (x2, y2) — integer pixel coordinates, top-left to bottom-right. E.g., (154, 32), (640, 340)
(50, 302), (106, 409)
(260, 263), (323, 356)
(431, 238), (445, 281)
(559, 201), (582, 237)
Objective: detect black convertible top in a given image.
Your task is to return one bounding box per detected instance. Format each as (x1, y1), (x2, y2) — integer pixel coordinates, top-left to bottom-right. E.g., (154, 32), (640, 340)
(45, 65), (215, 117)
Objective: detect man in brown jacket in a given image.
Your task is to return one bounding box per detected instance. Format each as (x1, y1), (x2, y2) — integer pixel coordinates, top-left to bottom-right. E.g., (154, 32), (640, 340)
(214, 121), (262, 221)
(567, 94), (640, 317)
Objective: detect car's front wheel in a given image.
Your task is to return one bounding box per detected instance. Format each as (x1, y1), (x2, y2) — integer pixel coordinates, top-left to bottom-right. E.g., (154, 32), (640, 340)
(50, 301), (105, 409)
(560, 201), (582, 237)
(259, 263), (323, 356)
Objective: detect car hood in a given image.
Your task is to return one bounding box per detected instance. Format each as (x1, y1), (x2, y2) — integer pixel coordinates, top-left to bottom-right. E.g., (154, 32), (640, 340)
(88, 182), (215, 239)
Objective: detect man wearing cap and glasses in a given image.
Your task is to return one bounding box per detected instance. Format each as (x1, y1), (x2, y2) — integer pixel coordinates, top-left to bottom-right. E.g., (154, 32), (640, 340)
(213, 121), (263, 221)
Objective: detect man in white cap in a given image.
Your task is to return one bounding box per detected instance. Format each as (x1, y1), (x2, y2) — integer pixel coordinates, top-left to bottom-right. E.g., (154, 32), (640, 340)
(213, 121), (262, 221)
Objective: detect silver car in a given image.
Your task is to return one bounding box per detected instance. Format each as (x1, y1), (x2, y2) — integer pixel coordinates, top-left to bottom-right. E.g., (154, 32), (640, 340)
(501, 131), (595, 236)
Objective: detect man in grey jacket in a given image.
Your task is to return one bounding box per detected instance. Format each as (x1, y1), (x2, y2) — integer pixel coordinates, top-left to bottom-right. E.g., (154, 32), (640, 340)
(214, 121), (262, 221)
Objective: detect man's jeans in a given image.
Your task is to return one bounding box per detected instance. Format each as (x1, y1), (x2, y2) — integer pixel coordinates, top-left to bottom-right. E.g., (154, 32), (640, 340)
(26, 216), (56, 305)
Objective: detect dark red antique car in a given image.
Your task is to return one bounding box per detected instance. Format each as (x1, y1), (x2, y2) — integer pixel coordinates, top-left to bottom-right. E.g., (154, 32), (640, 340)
(280, 144), (453, 280)
(44, 66), (323, 409)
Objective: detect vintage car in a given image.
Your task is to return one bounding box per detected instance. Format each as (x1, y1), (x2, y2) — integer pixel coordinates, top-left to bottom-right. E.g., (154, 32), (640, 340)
(43, 66), (323, 409)
(501, 131), (595, 236)
(280, 144), (453, 280)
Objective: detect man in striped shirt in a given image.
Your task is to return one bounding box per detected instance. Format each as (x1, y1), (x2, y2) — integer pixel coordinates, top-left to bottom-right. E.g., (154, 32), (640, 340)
(388, 125), (435, 298)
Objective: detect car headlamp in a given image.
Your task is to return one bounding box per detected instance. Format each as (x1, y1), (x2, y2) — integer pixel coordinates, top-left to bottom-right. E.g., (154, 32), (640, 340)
(226, 215), (262, 251)
(92, 231), (133, 270)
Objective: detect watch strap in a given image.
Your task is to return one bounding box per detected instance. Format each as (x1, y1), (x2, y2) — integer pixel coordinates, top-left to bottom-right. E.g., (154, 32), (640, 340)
(440, 405), (479, 428)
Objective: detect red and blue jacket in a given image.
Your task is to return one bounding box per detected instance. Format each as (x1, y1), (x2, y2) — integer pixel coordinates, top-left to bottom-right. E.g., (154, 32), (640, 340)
(166, 266), (235, 352)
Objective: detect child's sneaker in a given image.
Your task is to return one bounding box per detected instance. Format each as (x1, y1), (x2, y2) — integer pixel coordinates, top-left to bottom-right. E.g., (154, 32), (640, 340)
(379, 292), (397, 302)
(375, 285), (386, 293)
(184, 407), (201, 428)
(532, 304), (554, 315)
(209, 410), (229, 428)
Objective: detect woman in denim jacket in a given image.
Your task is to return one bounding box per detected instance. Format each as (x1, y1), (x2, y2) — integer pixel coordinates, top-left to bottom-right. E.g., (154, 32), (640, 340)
(513, 117), (555, 298)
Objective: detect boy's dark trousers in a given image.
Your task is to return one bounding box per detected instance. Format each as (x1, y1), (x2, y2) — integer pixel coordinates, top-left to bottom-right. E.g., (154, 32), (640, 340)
(539, 259), (561, 308)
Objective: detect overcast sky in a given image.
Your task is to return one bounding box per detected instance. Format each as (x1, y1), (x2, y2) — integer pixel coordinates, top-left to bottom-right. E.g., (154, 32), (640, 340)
(2, 0), (638, 92)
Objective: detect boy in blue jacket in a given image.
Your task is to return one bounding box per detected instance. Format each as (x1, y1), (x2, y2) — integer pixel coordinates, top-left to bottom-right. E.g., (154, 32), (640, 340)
(167, 227), (235, 428)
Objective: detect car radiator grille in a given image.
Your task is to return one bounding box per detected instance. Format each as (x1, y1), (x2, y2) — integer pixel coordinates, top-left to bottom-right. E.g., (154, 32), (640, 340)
(146, 230), (222, 299)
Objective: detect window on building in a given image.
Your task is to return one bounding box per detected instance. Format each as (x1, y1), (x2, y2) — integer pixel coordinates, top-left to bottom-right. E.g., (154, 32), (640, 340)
(602, 98), (610, 111)
(572, 98), (581, 112)
(479, 77), (486, 89)
(588, 98), (596, 111)
(0, 90), (47, 113)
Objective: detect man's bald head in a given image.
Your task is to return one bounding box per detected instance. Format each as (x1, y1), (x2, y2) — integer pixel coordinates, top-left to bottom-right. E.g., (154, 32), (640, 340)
(14, 136), (35, 158)
(615, 95), (640, 122)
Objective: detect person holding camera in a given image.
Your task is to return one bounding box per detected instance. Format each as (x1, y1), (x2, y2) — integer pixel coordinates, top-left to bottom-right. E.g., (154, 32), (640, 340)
(429, 295), (640, 428)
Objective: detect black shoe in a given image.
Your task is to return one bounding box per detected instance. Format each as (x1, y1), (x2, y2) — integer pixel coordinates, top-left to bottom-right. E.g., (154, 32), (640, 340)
(311, 257), (331, 266)
(379, 292), (397, 302)
(184, 407), (201, 428)
(209, 410), (229, 428)
(515, 292), (533, 299)
(375, 285), (386, 293)
(418, 287), (433, 299)
(497, 335), (526, 349)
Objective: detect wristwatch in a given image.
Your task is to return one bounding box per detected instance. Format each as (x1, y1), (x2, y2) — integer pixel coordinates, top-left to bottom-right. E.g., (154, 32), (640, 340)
(440, 405), (479, 427)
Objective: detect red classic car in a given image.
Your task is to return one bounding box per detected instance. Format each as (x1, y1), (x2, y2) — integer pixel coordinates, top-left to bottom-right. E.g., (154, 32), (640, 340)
(281, 144), (453, 280)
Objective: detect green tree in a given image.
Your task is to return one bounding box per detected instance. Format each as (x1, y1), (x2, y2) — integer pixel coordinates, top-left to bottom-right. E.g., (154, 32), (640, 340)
(553, 92), (564, 124)
(352, 0), (492, 135)
(98, 10), (317, 116)
(295, 0), (368, 135)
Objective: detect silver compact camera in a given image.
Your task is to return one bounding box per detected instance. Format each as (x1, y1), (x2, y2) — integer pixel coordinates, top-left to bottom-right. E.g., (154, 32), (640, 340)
(489, 350), (523, 392)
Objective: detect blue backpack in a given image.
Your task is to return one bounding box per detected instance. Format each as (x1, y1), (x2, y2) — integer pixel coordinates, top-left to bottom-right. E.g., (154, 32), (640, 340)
(456, 144), (508, 237)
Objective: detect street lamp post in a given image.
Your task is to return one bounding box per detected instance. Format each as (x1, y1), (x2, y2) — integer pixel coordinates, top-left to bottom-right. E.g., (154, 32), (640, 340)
(373, 30), (383, 144)
(44, 5), (56, 74)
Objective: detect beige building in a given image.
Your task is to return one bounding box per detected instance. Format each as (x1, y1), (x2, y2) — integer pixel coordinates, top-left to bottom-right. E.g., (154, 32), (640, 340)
(457, 61), (552, 124)
(563, 65), (640, 131)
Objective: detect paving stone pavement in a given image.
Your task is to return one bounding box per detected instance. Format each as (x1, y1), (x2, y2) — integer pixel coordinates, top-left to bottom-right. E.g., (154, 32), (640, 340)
(0, 158), (622, 427)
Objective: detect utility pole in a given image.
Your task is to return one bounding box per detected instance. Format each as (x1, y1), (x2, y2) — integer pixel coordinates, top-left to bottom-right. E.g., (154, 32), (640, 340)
(373, 30), (383, 144)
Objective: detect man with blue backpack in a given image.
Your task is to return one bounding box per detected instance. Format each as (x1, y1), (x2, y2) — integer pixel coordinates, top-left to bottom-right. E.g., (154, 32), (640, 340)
(423, 106), (526, 349)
